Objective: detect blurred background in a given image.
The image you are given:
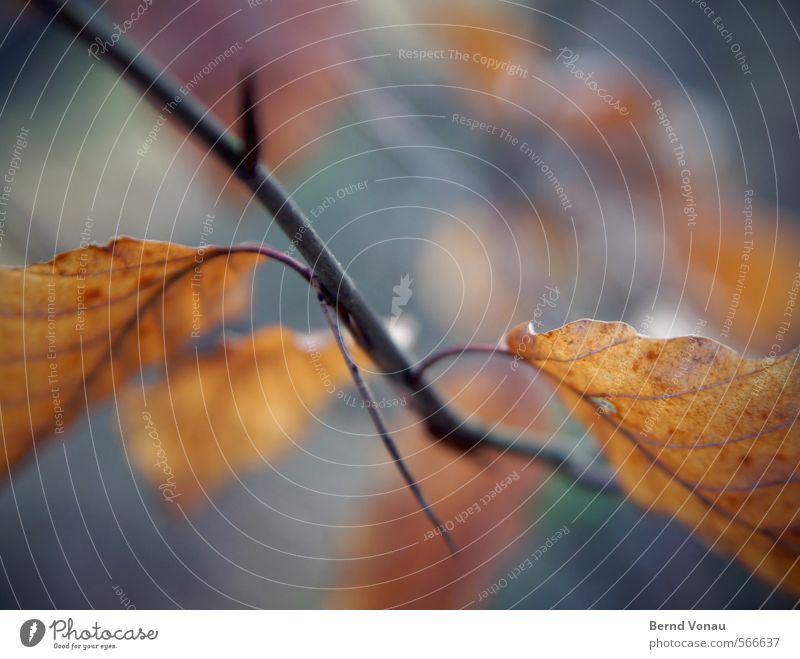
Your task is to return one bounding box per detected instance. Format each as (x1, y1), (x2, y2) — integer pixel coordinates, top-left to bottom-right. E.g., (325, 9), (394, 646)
(1, 0), (799, 608)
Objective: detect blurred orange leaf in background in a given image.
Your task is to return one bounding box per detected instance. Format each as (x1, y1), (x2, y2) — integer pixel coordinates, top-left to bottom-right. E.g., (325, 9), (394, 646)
(120, 326), (357, 505)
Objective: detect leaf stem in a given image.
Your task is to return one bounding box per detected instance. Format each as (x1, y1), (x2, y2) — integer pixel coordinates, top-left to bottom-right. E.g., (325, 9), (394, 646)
(412, 344), (515, 379)
(229, 244), (311, 282)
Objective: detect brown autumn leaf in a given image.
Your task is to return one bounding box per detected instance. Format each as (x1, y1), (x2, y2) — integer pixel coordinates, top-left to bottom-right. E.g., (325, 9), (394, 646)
(506, 319), (800, 595)
(120, 326), (359, 505)
(0, 237), (262, 476)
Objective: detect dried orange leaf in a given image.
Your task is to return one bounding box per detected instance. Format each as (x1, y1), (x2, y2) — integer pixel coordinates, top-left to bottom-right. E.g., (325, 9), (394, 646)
(120, 327), (357, 505)
(507, 319), (800, 595)
(0, 237), (262, 475)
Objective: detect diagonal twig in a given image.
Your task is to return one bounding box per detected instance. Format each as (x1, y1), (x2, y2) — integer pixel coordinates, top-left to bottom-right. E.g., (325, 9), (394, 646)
(33, 0), (617, 494)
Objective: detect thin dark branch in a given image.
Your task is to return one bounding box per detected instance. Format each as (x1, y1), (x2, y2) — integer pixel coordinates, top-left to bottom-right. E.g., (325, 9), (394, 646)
(312, 277), (458, 553)
(34, 0), (617, 494)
